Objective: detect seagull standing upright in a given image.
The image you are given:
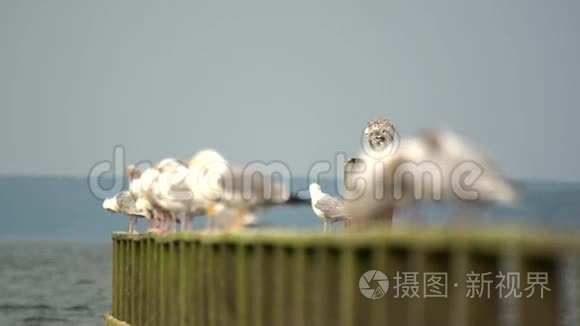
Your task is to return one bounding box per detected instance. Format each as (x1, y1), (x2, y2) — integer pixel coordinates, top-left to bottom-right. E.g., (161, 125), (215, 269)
(129, 166), (162, 231)
(149, 158), (201, 232)
(218, 165), (291, 231)
(187, 149), (229, 231)
(103, 191), (145, 233)
(188, 149), (296, 232)
(309, 183), (349, 232)
(346, 129), (517, 227)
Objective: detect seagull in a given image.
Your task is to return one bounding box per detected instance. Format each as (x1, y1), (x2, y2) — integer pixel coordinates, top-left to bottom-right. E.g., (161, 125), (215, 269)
(128, 165), (163, 231)
(188, 149), (297, 232)
(102, 190), (145, 233)
(345, 129), (517, 227)
(218, 165), (291, 231)
(212, 203), (259, 230)
(187, 149), (230, 231)
(149, 158), (201, 232)
(309, 183), (350, 232)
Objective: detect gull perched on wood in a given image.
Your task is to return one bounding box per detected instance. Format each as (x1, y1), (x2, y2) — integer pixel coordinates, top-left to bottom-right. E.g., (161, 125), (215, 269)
(128, 165), (162, 231)
(212, 203), (259, 230)
(187, 149), (230, 231)
(345, 129), (517, 227)
(188, 149), (298, 232)
(219, 165), (291, 230)
(103, 191), (145, 233)
(148, 158), (203, 232)
(309, 183), (349, 232)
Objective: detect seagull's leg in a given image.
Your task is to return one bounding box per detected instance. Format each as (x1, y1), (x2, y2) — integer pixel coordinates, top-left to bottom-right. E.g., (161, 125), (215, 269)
(157, 210), (164, 229)
(150, 211), (157, 228)
(204, 216), (212, 232)
(180, 214), (188, 232)
(181, 213), (194, 232)
(228, 208), (245, 232)
(152, 209), (162, 230)
(323, 220), (328, 233)
(187, 217), (191, 231)
(160, 211), (168, 232)
(236, 208), (246, 230)
(165, 212), (173, 232)
(129, 216), (137, 233)
(204, 204), (218, 233)
(146, 212), (163, 234)
(187, 215), (195, 231)
(147, 212), (156, 232)
(382, 206), (395, 227)
(171, 213), (177, 232)
(147, 210), (164, 233)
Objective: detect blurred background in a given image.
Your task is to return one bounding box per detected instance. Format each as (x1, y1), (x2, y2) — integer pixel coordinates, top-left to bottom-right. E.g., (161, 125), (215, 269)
(0, 1), (579, 325)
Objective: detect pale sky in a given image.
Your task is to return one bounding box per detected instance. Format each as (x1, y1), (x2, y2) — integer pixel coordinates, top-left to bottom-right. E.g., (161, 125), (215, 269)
(1, 0), (579, 181)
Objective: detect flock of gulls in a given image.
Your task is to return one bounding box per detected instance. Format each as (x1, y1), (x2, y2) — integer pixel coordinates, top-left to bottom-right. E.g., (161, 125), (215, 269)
(103, 149), (298, 233)
(103, 118), (517, 233)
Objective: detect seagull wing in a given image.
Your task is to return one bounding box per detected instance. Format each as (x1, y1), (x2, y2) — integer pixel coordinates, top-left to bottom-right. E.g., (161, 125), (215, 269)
(315, 195), (348, 220)
(220, 166), (289, 209)
(347, 129), (517, 222)
(151, 162), (194, 211)
(116, 191), (144, 217)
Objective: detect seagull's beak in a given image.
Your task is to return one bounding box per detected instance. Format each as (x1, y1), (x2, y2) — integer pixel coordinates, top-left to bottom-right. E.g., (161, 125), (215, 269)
(103, 198), (119, 213)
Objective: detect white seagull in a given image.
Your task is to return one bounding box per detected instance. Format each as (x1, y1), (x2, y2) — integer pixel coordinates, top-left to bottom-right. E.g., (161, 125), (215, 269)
(188, 149), (295, 232)
(219, 165), (291, 230)
(309, 183), (350, 232)
(103, 190), (145, 233)
(187, 149), (230, 231)
(345, 129), (517, 226)
(149, 158), (202, 232)
(128, 165), (163, 231)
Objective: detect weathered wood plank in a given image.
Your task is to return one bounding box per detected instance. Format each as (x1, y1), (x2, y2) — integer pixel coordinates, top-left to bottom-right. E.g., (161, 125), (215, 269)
(106, 230), (580, 326)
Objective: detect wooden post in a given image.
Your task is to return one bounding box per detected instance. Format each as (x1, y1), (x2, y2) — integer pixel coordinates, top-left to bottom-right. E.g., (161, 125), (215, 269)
(107, 230), (579, 326)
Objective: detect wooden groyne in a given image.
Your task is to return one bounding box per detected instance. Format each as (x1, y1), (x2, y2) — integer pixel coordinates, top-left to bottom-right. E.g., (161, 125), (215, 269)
(105, 229), (580, 326)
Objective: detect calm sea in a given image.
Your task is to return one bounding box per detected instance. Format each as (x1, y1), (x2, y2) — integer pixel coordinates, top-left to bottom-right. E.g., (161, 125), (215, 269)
(0, 242), (110, 326)
(0, 176), (579, 325)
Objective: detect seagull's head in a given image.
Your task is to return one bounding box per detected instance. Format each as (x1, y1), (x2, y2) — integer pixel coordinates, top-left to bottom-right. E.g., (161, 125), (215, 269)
(102, 197), (120, 213)
(309, 183), (322, 194)
(365, 118), (396, 151)
(188, 149), (226, 169)
(126, 164), (142, 181)
(186, 150), (228, 203)
(155, 158), (184, 173)
(188, 150), (228, 181)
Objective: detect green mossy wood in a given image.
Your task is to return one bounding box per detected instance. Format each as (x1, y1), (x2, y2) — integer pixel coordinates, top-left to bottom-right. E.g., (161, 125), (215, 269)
(108, 229), (580, 326)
